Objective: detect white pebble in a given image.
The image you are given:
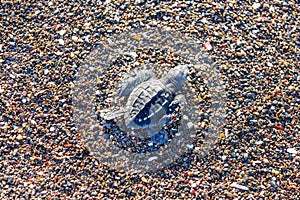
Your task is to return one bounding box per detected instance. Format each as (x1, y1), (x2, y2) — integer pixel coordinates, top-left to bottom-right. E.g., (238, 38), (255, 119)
(58, 38), (65, 45)
(29, 183), (35, 189)
(287, 148), (298, 154)
(123, 51), (138, 58)
(44, 69), (49, 75)
(72, 36), (79, 42)
(224, 128), (228, 137)
(37, 171), (44, 175)
(84, 35), (90, 43)
(148, 156), (158, 162)
(269, 6), (275, 12)
(252, 2), (261, 9)
(204, 42), (212, 50)
(230, 182), (249, 191)
(288, 86), (296, 91)
(187, 122), (194, 129)
(55, 51), (63, 55)
(263, 158), (269, 163)
(255, 141), (263, 145)
(58, 30), (66, 36)
(252, 160), (261, 165)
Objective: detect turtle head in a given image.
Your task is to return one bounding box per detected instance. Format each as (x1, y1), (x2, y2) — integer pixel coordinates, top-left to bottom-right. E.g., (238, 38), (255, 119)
(164, 65), (190, 92)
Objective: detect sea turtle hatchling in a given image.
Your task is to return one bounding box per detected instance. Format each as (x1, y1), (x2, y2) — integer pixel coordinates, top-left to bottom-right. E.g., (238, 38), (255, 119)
(101, 64), (191, 138)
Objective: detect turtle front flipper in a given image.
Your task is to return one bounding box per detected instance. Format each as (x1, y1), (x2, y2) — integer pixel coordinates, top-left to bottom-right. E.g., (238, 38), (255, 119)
(117, 70), (155, 97)
(167, 94), (187, 114)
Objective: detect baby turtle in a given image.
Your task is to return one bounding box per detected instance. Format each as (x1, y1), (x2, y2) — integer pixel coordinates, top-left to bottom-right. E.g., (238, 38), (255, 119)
(102, 65), (190, 138)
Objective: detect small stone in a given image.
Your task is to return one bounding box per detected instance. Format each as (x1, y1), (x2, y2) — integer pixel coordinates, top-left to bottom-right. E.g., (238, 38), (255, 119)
(288, 86), (296, 91)
(269, 6), (275, 12)
(50, 127), (55, 132)
(37, 171), (44, 176)
(252, 2), (261, 9)
(274, 125), (284, 130)
(58, 30), (66, 36)
(219, 133), (225, 138)
(44, 69), (49, 75)
(16, 134), (23, 140)
(141, 177), (148, 183)
(148, 156), (158, 162)
(272, 170), (280, 175)
(72, 36), (79, 42)
(263, 159), (269, 163)
(123, 52), (138, 58)
(274, 87), (281, 93)
(191, 182), (197, 188)
(58, 39), (65, 45)
(84, 35), (90, 43)
(221, 156), (227, 161)
(252, 160), (261, 165)
(55, 51), (64, 56)
(204, 42), (212, 50)
(236, 51), (245, 57)
(190, 189), (195, 195)
(132, 34), (141, 40)
(255, 141), (263, 145)
(287, 148), (298, 154)
(225, 191), (236, 198)
(230, 182), (249, 191)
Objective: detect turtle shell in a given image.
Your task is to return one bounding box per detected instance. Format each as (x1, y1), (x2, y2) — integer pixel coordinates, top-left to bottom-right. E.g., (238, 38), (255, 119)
(124, 79), (174, 129)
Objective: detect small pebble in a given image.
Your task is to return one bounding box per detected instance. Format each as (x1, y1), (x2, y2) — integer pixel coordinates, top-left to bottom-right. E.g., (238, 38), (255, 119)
(16, 135), (23, 141)
(58, 30), (66, 36)
(287, 148), (298, 154)
(203, 42), (212, 50)
(72, 36), (79, 42)
(252, 3), (261, 9)
(58, 39), (65, 45)
(230, 182), (249, 191)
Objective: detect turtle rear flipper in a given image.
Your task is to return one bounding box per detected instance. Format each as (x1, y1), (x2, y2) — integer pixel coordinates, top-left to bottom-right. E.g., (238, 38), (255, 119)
(117, 70), (155, 97)
(100, 107), (125, 121)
